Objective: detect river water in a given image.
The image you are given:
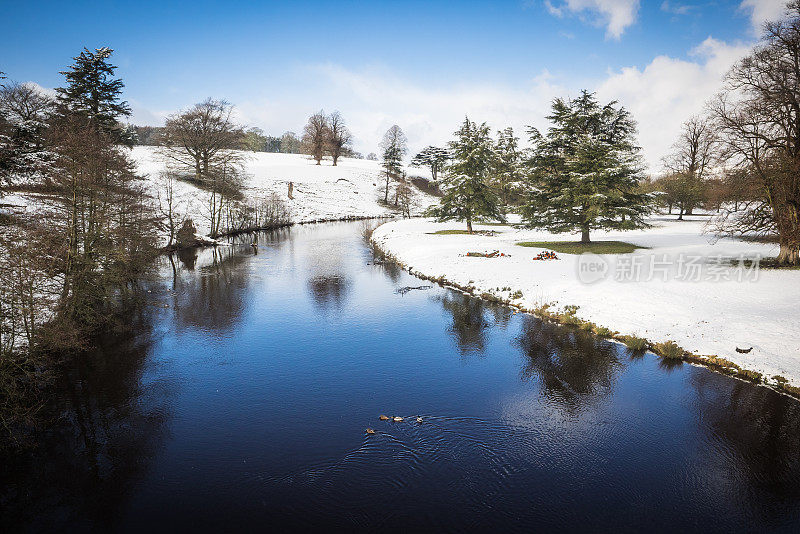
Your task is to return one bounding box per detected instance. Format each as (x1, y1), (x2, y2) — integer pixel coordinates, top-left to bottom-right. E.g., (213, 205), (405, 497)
(3, 221), (800, 532)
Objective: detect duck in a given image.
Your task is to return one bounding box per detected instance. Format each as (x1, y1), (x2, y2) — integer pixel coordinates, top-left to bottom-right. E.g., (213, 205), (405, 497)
(416, 417), (423, 423)
(366, 428), (375, 434)
(379, 414), (389, 421)
(392, 416), (404, 422)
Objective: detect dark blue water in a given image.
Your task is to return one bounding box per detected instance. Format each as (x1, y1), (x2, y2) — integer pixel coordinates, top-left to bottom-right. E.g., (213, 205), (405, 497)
(3, 221), (800, 532)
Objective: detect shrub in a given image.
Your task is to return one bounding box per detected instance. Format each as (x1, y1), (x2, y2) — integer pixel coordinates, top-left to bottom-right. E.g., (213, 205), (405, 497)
(593, 326), (614, 338)
(621, 335), (648, 351)
(654, 340), (684, 360)
(737, 369), (763, 383)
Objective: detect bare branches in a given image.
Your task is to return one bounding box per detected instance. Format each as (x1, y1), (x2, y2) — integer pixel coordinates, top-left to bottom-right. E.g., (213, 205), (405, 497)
(302, 110), (329, 165)
(326, 111), (352, 166)
(710, 3), (800, 263)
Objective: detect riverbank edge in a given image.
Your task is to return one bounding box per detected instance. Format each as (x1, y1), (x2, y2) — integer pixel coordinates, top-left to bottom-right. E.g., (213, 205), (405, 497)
(369, 225), (800, 401)
(165, 214), (397, 252)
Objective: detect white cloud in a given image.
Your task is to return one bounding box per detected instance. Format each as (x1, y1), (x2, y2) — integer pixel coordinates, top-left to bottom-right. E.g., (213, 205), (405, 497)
(596, 37), (752, 170)
(129, 35), (756, 174)
(545, 0), (641, 39)
(235, 65), (566, 161)
(739, 0), (788, 33)
(660, 1), (694, 16)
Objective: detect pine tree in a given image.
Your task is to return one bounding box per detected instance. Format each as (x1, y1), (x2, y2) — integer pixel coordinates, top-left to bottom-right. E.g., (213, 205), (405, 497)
(521, 91), (652, 243)
(410, 146), (450, 182)
(430, 117), (504, 233)
(55, 47), (132, 144)
(492, 127), (523, 205)
(380, 125), (407, 204)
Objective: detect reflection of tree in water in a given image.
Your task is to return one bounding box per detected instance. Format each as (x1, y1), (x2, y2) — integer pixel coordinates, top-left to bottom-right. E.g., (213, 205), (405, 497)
(690, 371), (800, 507)
(0, 304), (172, 530)
(175, 247), (198, 270)
(172, 246), (250, 332)
(436, 291), (491, 355)
(516, 316), (622, 411)
(307, 274), (351, 311)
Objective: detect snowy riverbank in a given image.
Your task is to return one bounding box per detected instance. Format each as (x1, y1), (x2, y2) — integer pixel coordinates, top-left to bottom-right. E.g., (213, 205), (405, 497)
(131, 147), (437, 237)
(372, 216), (800, 388)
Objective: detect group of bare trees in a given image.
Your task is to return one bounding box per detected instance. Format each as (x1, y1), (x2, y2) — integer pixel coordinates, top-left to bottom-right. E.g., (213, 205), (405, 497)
(302, 110), (352, 165)
(157, 98), (291, 238)
(654, 116), (718, 219)
(649, 2), (800, 264)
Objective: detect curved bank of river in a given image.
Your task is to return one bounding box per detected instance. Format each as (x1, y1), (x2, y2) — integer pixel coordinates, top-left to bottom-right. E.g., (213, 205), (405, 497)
(2, 221), (800, 531)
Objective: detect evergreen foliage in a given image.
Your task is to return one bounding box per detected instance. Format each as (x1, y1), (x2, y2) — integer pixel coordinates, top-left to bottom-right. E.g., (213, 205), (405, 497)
(410, 146), (450, 182)
(521, 91), (652, 242)
(430, 117), (505, 233)
(492, 127), (524, 205)
(55, 47), (132, 145)
(379, 125), (407, 204)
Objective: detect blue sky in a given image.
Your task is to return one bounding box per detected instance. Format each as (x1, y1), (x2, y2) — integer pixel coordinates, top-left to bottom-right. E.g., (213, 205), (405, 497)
(0, 0), (787, 169)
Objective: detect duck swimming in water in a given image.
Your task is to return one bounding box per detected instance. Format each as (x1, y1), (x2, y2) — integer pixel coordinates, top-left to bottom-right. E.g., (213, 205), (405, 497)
(416, 417), (423, 423)
(366, 428), (375, 434)
(393, 416), (404, 422)
(379, 414), (389, 421)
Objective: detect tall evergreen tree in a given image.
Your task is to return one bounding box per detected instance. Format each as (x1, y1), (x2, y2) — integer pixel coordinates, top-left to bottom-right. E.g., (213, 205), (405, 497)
(379, 125), (407, 204)
(410, 145), (450, 182)
(521, 91), (651, 243)
(430, 117), (504, 233)
(55, 47), (132, 145)
(493, 127), (523, 205)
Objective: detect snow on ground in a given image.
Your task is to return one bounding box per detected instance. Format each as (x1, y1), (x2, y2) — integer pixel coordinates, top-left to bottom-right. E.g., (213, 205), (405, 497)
(131, 146), (437, 236)
(372, 215), (800, 385)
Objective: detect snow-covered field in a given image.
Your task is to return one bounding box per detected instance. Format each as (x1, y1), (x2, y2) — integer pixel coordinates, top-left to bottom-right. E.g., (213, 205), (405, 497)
(372, 216), (800, 386)
(131, 147), (437, 235)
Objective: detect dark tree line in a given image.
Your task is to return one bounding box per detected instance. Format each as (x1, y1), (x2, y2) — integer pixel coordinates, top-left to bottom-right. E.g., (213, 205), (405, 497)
(1, 48), (160, 442)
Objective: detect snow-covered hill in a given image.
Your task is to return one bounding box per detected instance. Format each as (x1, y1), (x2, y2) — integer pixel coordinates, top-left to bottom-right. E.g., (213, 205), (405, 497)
(131, 147), (437, 236)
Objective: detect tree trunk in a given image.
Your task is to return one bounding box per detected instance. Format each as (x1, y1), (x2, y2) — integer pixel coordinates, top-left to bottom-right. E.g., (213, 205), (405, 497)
(777, 242), (800, 265)
(678, 207), (684, 221)
(580, 225), (590, 243)
(467, 219), (473, 234)
(384, 173), (390, 204)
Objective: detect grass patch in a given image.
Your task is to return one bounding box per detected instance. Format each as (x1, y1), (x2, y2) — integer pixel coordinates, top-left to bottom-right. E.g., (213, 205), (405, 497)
(620, 335), (648, 351)
(428, 229), (473, 235)
(653, 340), (684, 360)
(593, 326), (615, 338)
(516, 240), (646, 254)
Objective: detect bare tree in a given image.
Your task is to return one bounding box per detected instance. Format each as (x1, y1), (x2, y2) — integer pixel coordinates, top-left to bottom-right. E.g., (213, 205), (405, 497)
(302, 110), (329, 165)
(661, 116), (718, 218)
(326, 111), (352, 166)
(156, 171), (183, 248)
(711, 2), (800, 264)
(160, 98), (246, 183)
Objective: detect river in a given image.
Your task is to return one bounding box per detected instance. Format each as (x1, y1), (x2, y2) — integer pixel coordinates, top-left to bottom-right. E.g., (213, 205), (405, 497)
(2, 221), (800, 532)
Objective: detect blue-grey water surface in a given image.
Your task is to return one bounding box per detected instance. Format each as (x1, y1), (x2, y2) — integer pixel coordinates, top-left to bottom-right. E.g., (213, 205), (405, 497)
(3, 221), (800, 532)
